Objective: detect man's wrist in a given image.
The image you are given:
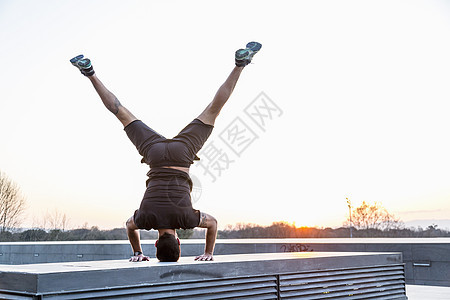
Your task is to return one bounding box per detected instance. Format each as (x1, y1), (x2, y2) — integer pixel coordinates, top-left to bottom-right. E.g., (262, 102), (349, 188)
(134, 251), (143, 256)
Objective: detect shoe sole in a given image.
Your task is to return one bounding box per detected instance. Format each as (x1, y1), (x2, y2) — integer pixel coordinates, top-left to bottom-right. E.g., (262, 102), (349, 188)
(77, 58), (91, 68)
(246, 42), (262, 53)
(70, 54), (84, 64)
(70, 55), (91, 70)
(235, 49), (250, 60)
(235, 41), (262, 62)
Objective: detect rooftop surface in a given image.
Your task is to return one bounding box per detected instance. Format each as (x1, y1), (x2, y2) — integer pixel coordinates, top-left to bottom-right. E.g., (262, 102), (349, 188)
(407, 285), (450, 300)
(0, 251), (399, 274)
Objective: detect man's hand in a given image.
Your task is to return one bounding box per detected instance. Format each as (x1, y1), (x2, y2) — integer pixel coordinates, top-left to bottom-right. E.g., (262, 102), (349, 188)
(129, 254), (150, 262)
(195, 253), (214, 261)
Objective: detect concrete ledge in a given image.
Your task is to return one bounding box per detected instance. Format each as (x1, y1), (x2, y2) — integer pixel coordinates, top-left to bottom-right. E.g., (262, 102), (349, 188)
(1, 238), (448, 287)
(0, 252), (406, 299)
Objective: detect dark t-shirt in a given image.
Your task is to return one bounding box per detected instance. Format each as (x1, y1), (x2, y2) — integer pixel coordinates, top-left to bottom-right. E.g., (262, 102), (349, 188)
(133, 168), (200, 230)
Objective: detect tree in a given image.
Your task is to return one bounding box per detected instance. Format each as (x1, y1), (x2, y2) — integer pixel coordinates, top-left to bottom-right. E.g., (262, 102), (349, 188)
(20, 229), (47, 241)
(45, 209), (70, 231)
(176, 229), (194, 239)
(347, 201), (403, 231)
(0, 171), (26, 232)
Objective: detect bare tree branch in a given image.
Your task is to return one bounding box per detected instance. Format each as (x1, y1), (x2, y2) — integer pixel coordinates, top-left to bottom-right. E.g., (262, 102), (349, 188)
(0, 171), (26, 232)
(45, 208), (70, 231)
(348, 201), (403, 231)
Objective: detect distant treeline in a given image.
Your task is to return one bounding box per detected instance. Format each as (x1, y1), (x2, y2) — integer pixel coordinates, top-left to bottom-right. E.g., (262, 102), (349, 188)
(219, 222), (450, 238)
(1, 222), (449, 242)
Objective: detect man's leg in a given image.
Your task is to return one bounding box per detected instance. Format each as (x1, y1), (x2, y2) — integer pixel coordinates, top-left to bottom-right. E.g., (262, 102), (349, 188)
(70, 55), (137, 127)
(197, 66), (244, 126)
(197, 41), (262, 126)
(88, 74), (137, 127)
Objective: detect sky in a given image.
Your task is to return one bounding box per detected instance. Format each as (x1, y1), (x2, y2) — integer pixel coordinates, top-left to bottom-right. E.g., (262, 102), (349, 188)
(1, 0), (450, 230)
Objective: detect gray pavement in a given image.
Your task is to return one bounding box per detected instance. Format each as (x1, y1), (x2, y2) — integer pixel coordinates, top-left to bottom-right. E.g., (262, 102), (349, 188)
(407, 285), (450, 300)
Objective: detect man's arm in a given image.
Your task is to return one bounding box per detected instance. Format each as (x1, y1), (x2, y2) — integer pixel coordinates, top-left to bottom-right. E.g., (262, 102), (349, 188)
(195, 212), (217, 261)
(126, 216), (149, 262)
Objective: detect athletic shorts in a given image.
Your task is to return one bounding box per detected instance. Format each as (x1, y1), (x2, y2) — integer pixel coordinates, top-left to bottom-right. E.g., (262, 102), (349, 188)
(124, 119), (214, 168)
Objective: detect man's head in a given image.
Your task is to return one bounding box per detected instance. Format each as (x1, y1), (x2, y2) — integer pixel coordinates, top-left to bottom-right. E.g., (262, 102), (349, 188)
(155, 233), (180, 262)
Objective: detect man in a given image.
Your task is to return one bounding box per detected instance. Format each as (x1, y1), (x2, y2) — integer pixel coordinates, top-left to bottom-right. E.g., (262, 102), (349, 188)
(70, 42), (261, 262)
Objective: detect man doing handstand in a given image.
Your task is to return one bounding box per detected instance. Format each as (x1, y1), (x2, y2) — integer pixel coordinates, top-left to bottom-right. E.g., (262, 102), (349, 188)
(70, 42), (262, 262)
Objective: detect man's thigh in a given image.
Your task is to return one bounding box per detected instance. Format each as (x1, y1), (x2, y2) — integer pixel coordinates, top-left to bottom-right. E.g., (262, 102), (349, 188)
(174, 119), (214, 154)
(124, 120), (166, 157)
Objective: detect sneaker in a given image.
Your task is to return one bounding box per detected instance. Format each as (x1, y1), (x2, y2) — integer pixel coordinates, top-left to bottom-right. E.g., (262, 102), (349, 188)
(70, 54), (95, 76)
(235, 41), (262, 67)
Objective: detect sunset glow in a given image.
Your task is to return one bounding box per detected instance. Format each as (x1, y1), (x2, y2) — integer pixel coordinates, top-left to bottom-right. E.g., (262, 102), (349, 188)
(1, 0), (450, 231)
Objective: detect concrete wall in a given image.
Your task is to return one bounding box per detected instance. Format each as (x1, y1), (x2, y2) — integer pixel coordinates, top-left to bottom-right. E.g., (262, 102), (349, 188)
(0, 252), (407, 299)
(1, 238), (449, 286)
